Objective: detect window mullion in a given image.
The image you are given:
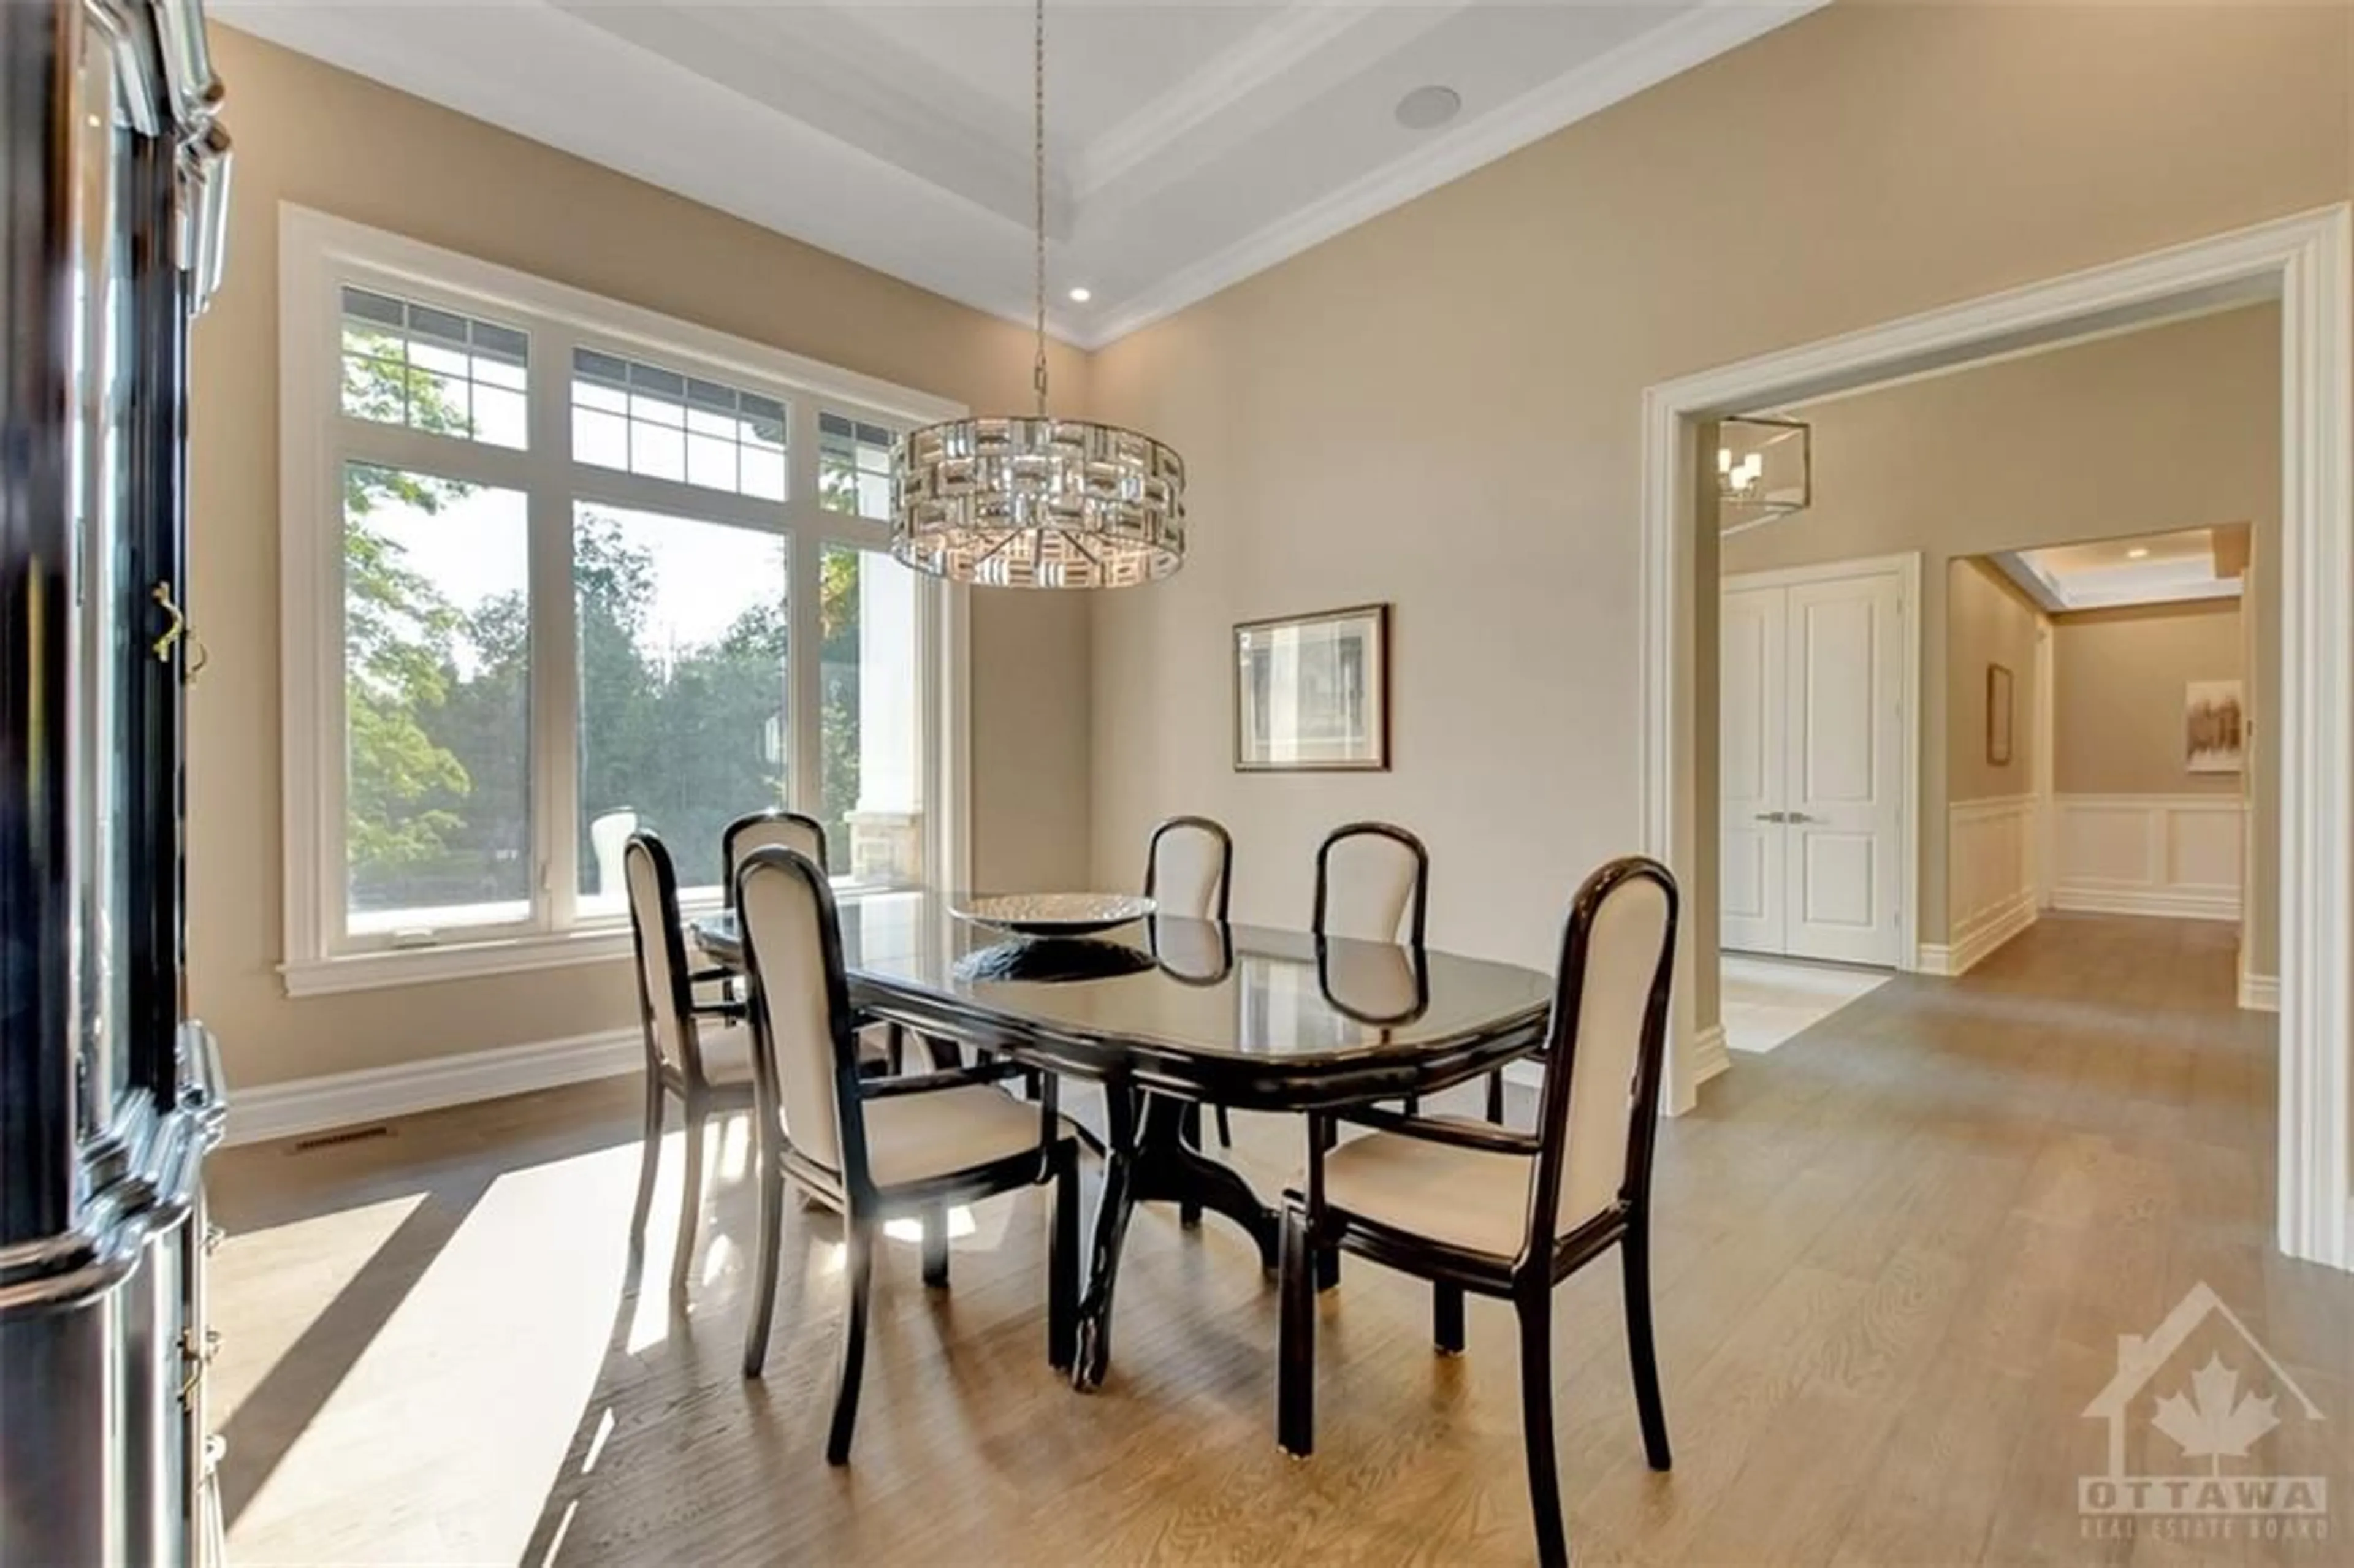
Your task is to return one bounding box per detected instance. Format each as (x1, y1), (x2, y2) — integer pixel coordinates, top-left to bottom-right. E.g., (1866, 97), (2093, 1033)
(529, 329), (582, 933)
(788, 398), (824, 817)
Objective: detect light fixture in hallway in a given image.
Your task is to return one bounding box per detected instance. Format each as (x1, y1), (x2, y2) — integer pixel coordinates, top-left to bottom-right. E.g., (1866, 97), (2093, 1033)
(1716, 414), (1811, 535)
(889, 0), (1187, 588)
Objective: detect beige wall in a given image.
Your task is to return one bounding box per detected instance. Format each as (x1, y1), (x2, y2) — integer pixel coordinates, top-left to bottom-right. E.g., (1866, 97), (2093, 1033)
(1947, 560), (2044, 806)
(2052, 601), (2246, 796)
(192, 29), (1095, 1089)
(1084, 4), (2330, 993)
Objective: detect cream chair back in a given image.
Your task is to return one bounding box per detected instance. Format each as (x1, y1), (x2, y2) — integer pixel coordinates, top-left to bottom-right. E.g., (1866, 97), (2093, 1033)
(734, 845), (855, 1174)
(723, 810), (829, 908)
(1529, 858), (1678, 1244)
(1313, 822), (1429, 945)
(1145, 816), (1232, 921)
(625, 833), (700, 1078)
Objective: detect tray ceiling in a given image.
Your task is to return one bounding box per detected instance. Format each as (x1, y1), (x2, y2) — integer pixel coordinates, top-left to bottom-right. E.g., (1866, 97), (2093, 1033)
(213, 1), (1821, 348)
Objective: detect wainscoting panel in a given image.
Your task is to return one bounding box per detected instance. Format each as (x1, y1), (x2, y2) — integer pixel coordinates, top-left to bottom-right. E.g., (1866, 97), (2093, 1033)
(2053, 794), (2244, 921)
(1927, 794), (2038, 976)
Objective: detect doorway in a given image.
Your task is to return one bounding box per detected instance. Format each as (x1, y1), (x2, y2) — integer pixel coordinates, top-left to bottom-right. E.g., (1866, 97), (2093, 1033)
(1640, 205), (2351, 1271)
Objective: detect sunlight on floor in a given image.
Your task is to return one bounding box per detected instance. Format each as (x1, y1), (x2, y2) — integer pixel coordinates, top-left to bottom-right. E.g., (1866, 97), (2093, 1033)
(217, 1122), (1022, 1563)
(223, 1140), (644, 1565)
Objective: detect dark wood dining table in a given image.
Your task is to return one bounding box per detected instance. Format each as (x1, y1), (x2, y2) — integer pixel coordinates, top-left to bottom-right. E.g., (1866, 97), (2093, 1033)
(690, 891), (1552, 1388)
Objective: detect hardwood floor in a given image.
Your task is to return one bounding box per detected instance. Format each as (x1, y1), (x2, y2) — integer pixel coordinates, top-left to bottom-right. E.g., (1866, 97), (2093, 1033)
(208, 914), (2353, 1564)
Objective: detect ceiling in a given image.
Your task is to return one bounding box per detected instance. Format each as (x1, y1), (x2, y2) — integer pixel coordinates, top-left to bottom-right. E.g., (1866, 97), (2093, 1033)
(1991, 526), (2249, 614)
(211, 1), (1821, 348)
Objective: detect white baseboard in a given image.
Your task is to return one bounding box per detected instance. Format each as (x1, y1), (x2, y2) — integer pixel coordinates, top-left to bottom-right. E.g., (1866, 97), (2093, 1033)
(1691, 1024), (1730, 1087)
(226, 1027), (642, 1146)
(2051, 885), (2240, 923)
(2239, 970), (2281, 1013)
(1918, 889), (2038, 977)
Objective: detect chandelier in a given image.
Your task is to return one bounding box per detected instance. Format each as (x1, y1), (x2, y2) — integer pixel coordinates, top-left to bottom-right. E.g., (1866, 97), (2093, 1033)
(890, 0), (1186, 588)
(1716, 414), (1811, 536)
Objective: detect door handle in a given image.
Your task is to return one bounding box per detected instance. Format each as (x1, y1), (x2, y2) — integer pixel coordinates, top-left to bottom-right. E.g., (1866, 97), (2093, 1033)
(1786, 812), (1816, 824)
(1754, 811), (1786, 823)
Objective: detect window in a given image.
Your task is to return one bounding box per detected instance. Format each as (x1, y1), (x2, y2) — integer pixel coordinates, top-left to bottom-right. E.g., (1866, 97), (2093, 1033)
(340, 287), (529, 449)
(281, 210), (966, 994)
(570, 348), (788, 501)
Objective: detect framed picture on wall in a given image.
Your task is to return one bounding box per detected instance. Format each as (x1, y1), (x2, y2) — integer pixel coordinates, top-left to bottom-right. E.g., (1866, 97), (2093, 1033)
(1986, 663), (2014, 766)
(1234, 603), (1390, 772)
(2186, 679), (2245, 774)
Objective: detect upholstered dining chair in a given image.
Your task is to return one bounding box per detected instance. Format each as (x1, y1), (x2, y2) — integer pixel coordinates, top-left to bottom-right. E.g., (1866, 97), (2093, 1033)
(623, 831), (758, 1296)
(1276, 856), (1680, 1568)
(1146, 816), (1238, 1149)
(1312, 820), (1499, 1121)
(721, 807), (924, 1074)
(734, 845), (1081, 1464)
(722, 807), (828, 904)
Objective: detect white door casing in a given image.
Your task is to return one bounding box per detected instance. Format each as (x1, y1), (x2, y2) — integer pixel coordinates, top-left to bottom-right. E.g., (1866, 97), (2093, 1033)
(1718, 584), (1786, 953)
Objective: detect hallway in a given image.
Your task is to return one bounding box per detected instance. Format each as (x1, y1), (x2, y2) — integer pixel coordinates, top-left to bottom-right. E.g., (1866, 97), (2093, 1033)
(205, 913), (2350, 1564)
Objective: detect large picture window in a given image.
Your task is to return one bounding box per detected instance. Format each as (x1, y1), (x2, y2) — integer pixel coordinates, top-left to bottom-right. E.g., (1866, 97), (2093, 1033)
(281, 210), (966, 994)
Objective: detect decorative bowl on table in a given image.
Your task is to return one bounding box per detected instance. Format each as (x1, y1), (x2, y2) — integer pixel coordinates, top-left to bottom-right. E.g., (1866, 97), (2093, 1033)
(952, 892), (1156, 938)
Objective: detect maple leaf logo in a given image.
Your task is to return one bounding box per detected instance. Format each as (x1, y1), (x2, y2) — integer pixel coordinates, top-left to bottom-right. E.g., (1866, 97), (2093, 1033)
(2150, 1354), (2282, 1474)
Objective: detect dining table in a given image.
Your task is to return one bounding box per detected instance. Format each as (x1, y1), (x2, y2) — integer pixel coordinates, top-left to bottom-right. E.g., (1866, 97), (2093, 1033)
(689, 890), (1554, 1389)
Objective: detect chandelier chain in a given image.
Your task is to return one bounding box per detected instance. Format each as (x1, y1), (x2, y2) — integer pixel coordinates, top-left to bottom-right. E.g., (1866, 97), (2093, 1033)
(1032, 0), (1048, 416)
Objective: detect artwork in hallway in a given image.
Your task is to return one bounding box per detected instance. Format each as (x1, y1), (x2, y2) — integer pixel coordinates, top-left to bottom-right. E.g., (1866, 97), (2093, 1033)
(1986, 663), (2014, 766)
(1233, 604), (1390, 771)
(2185, 679), (2245, 773)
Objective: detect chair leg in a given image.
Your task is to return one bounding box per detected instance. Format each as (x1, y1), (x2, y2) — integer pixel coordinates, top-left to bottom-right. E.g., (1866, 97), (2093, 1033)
(742, 1133), (783, 1377)
(1434, 1282), (1465, 1355)
(1485, 1068), (1506, 1125)
(921, 1205), (951, 1288)
(628, 1075), (665, 1255)
(1277, 1205), (1316, 1456)
(1214, 1105), (1233, 1147)
(1402, 1092), (1420, 1117)
(669, 1095), (709, 1296)
(1622, 1228), (1672, 1471)
(1517, 1294), (1569, 1568)
(886, 1022), (906, 1076)
(825, 1220), (875, 1466)
(1179, 1105), (1203, 1228)
(1048, 1143), (1078, 1370)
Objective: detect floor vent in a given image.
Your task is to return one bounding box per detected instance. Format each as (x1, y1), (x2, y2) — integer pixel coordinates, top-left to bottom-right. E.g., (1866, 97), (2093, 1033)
(288, 1124), (393, 1154)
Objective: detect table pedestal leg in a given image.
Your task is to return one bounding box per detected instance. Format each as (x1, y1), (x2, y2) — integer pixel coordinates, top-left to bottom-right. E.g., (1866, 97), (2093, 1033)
(1071, 1086), (1279, 1391)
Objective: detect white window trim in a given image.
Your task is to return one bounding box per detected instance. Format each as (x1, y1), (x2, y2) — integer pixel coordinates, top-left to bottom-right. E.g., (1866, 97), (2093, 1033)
(277, 204), (971, 998)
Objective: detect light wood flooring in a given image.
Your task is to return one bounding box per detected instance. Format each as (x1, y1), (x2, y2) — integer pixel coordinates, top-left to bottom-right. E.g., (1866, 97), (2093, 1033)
(208, 913), (2353, 1564)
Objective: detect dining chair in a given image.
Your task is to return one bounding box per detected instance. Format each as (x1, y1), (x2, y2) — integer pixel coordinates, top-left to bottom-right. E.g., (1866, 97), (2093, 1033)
(1311, 820), (1505, 1122)
(1146, 816), (1238, 1151)
(722, 807), (828, 904)
(722, 807), (920, 1073)
(734, 845), (1081, 1464)
(1276, 856), (1680, 1568)
(623, 831), (758, 1296)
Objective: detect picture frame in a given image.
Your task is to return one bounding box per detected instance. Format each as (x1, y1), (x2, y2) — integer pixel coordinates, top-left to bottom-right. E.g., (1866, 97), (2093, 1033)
(1233, 603), (1390, 772)
(2185, 679), (2245, 774)
(1986, 663), (2014, 766)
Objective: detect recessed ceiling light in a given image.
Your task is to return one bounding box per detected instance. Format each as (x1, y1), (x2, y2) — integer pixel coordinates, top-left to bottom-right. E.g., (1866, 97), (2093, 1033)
(1067, 286), (1091, 303)
(2127, 547), (2151, 559)
(1394, 85), (1461, 132)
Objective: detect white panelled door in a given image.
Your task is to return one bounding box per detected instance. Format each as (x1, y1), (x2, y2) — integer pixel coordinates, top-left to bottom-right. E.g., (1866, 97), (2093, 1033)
(1720, 565), (1907, 966)
(1719, 585), (1788, 953)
